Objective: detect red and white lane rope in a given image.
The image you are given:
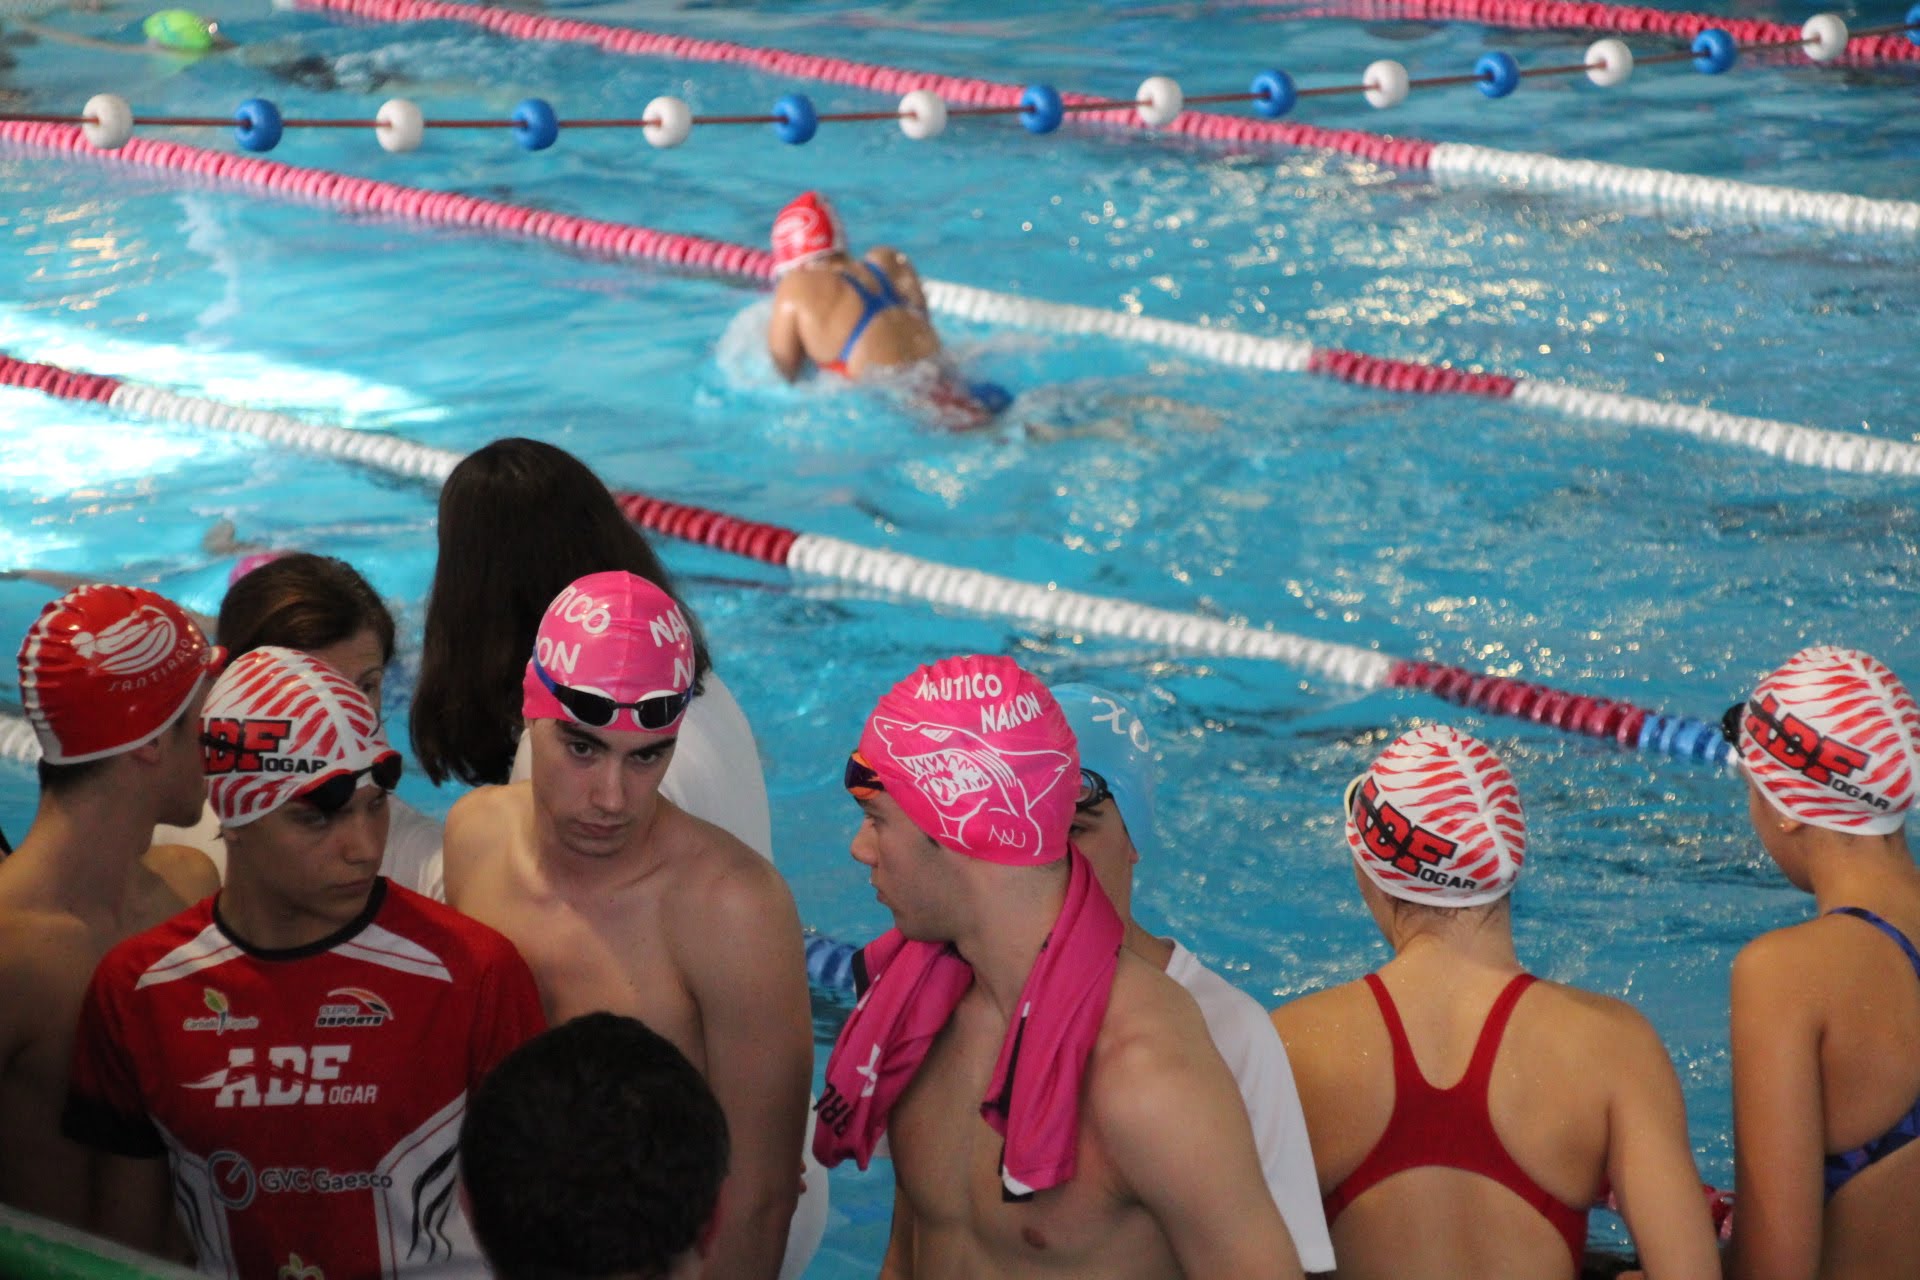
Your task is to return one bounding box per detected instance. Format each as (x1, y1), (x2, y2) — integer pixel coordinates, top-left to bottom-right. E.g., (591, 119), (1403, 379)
(0, 349), (1739, 766)
(283, 0), (1920, 238)
(4, 123), (1915, 472)
(1, 122), (1913, 475)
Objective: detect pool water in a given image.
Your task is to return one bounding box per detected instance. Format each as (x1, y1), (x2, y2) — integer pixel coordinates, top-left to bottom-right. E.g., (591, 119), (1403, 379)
(1, 0), (1916, 1270)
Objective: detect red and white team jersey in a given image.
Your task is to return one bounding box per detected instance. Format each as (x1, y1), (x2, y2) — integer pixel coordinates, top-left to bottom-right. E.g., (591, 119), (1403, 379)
(66, 880), (545, 1280)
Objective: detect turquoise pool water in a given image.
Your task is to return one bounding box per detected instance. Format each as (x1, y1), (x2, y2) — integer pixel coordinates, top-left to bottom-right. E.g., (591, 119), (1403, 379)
(1, 0), (1916, 1269)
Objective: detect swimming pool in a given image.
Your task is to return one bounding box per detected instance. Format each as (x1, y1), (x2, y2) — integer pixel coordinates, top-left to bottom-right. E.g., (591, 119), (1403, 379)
(1, 0), (1916, 1269)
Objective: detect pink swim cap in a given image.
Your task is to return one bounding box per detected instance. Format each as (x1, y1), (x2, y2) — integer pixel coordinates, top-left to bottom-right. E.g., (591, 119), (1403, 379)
(857, 654), (1078, 866)
(522, 571), (697, 734)
(1346, 725), (1526, 908)
(17, 584), (224, 764)
(228, 550), (287, 587)
(1735, 646), (1919, 836)
(772, 191), (845, 276)
(202, 646), (400, 827)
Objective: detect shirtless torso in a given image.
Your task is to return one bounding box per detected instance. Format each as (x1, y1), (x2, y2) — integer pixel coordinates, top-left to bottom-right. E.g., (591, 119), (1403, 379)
(882, 950), (1302, 1280)
(768, 250), (941, 382)
(443, 747), (810, 1280)
(0, 839), (216, 1228)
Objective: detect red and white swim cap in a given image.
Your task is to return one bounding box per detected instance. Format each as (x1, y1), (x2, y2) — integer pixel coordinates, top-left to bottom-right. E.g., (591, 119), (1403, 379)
(1346, 725), (1526, 908)
(1737, 646), (1918, 836)
(202, 646), (399, 827)
(521, 571), (697, 734)
(17, 584), (223, 765)
(771, 191), (845, 276)
(857, 654), (1078, 866)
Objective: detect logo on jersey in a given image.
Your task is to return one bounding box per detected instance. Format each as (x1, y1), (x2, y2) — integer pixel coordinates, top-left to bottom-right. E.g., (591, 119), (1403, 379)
(183, 988), (262, 1035)
(208, 1150), (257, 1210)
(278, 1254), (325, 1280)
(183, 1045), (378, 1108)
(315, 988), (393, 1029)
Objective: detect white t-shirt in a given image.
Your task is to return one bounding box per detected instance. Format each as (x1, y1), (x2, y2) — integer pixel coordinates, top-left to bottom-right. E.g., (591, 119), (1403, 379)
(1168, 941), (1336, 1274)
(510, 670), (774, 863)
(153, 794), (444, 900)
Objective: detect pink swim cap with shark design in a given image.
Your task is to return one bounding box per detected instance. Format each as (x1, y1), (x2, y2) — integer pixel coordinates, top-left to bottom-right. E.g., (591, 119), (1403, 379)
(858, 654), (1078, 866)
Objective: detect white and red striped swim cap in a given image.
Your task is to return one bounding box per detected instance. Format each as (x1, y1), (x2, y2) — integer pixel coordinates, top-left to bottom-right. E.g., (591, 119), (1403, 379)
(202, 646), (399, 827)
(771, 191), (845, 276)
(1736, 646), (1918, 836)
(1345, 725), (1526, 908)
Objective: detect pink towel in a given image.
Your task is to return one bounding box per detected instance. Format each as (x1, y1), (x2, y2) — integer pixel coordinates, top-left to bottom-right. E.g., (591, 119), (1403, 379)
(813, 846), (1123, 1198)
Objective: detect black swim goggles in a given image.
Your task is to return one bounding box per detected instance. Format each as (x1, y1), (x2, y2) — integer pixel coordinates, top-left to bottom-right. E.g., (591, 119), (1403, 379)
(1075, 768), (1113, 814)
(293, 756), (404, 815)
(533, 655), (692, 732)
(1719, 701), (1749, 749)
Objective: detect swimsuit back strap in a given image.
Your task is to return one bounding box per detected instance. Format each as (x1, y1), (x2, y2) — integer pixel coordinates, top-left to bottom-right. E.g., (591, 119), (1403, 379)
(1828, 906), (1920, 979)
(1821, 907), (1920, 1199)
(1461, 973), (1538, 1094)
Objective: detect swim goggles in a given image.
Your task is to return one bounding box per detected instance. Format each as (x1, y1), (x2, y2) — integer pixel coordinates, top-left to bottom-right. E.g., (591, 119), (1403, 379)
(294, 757), (404, 814)
(1075, 768), (1113, 814)
(533, 655), (692, 732)
(1719, 701), (1749, 748)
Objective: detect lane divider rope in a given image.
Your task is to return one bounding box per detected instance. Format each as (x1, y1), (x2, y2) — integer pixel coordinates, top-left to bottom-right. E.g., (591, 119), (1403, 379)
(284, 0), (1920, 238)
(0, 128), (1913, 475)
(0, 348), (1736, 768)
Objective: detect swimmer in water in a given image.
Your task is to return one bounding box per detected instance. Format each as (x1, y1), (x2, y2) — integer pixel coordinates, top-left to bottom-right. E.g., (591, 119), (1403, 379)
(765, 190), (1010, 427)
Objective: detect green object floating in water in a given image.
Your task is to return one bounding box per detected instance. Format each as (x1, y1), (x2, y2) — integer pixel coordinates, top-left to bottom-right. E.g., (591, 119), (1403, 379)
(142, 8), (219, 51)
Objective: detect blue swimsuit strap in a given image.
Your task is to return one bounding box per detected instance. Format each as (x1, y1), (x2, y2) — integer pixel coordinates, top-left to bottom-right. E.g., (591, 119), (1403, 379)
(835, 264), (903, 366)
(1823, 907), (1920, 1199)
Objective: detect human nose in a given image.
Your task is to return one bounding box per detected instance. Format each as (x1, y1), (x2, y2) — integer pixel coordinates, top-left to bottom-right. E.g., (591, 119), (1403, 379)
(337, 810), (384, 869)
(587, 757), (628, 814)
(850, 820), (879, 867)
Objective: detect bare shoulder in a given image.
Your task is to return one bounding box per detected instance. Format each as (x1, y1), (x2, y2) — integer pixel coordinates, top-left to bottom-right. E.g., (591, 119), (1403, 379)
(1525, 977), (1674, 1072)
(444, 785), (523, 854)
(1096, 956), (1214, 1085)
(1087, 956), (1234, 1138)
(0, 904), (93, 994)
(141, 843), (219, 906)
(1269, 978), (1378, 1087)
(660, 806), (796, 921)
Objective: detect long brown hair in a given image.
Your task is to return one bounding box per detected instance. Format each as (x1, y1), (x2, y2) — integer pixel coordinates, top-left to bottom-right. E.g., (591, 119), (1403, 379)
(410, 438), (712, 787)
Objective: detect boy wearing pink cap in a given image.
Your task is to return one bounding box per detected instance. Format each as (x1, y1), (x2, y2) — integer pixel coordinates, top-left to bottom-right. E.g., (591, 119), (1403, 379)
(1720, 647), (1920, 1279)
(63, 645), (545, 1278)
(816, 654), (1301, 1279)
(442, 571), (813, 1280)
(0, 585), (223, 1233)
(1272, 726), (1718, 1280)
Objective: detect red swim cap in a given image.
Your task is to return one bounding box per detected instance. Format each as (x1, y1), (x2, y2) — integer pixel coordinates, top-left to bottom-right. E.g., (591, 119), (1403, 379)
(772, 191), (845, 276)
(857, 654), (1079, 866)
(17, 584), (224, 764)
